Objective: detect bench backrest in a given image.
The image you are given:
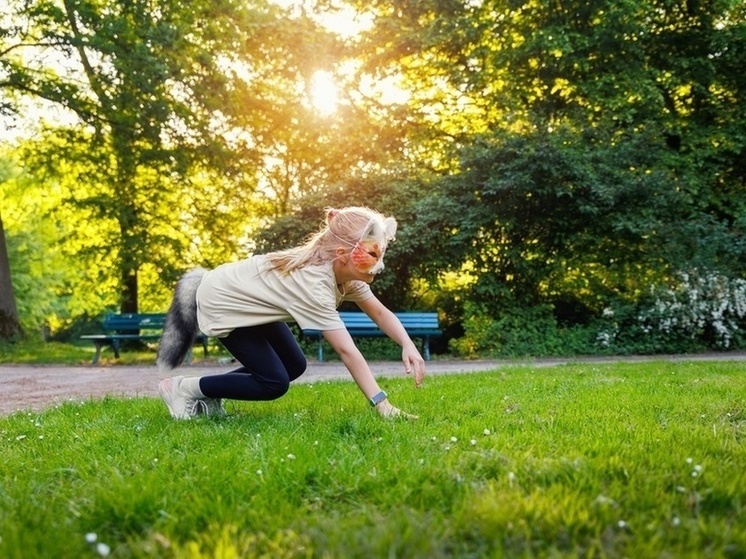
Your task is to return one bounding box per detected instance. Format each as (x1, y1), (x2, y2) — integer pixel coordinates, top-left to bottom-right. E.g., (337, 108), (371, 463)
(339, 311), (440, 333)
(103, 313), (166, 331)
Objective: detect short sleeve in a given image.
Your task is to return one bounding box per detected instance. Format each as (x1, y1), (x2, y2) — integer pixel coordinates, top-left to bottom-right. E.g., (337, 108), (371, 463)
(341, 280), (374, 303)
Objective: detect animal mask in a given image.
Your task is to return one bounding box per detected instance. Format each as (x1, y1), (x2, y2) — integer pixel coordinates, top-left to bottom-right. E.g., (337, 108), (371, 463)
(349, 217), (397, 275)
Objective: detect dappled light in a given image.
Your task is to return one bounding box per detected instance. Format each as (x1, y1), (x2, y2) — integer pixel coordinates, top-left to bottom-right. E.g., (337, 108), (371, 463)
(1, 0), (745, 362)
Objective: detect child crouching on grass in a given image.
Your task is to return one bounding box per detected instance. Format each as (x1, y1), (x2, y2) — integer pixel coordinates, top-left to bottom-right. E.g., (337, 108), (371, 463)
(156, 206), (425, 420)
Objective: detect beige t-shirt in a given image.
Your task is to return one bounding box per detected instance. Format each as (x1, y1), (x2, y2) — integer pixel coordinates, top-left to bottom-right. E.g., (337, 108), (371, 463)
(196, 255), (373, 337)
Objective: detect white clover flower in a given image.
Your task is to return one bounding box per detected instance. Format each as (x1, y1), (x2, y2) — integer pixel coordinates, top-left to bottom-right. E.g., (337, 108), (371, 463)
(256, 469), (263, 475)
(85, 533), (97, 543)
(287, 453), (296, 460)
(450, 436), (458, 443)
(96, 542), (111, 557)
(483, 429), (491, 436)
(672, 517), (681, 527)
(470, 439), (477, 446)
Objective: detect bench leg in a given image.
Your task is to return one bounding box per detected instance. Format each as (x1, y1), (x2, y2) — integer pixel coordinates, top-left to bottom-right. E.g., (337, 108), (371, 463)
(92, 342), (104, 364)
(317, 338), (324, 362)
(423, 337), (431, 361)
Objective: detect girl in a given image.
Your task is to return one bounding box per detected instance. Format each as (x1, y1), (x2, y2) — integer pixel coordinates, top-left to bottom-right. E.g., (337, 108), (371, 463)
(156, 206), (425, 420)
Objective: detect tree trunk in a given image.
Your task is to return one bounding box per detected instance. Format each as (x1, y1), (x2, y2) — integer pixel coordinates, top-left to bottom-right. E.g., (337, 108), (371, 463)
(120, 269), (138, 314)
(0, 213), (24, 340)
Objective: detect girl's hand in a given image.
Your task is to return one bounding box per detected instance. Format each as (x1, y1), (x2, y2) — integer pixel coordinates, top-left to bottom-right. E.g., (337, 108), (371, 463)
(402, 344), (426, 388)
(375, 399), (418, 420)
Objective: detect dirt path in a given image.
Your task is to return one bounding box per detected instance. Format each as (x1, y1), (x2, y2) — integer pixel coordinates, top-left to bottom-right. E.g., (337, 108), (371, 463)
(2, 352), (744, 415)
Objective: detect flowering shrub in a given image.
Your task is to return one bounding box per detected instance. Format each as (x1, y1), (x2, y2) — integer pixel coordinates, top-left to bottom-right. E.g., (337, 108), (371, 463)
(599, 270), (746, 351)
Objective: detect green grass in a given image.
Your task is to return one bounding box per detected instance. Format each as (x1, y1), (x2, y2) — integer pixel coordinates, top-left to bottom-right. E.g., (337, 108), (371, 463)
(0, 339), (96, 364)
(0, 338), (233, 366)
(1, 361), (745, 558)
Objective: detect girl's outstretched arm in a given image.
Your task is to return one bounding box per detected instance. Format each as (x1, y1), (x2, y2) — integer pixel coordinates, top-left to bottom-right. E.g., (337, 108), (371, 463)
(356, 296), (426, 388)
(323, 327), (418, 419)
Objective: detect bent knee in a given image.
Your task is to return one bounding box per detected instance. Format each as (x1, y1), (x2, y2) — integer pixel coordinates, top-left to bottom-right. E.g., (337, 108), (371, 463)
(263, 378), (290, 400)
(288, 355), (307, 380)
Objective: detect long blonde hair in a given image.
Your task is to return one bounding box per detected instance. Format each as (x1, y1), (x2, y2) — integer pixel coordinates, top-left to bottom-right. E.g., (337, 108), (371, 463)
(265, 206), (395, 274)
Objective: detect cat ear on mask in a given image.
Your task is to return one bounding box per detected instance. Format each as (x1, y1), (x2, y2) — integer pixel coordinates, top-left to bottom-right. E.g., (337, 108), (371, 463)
(359, 219), (378, 241)
(383, 217), (397, 241)
(358, 216), (397, 245)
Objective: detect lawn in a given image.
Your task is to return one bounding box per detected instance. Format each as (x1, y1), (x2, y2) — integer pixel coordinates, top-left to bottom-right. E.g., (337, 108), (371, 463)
(1, 360), (744, 558)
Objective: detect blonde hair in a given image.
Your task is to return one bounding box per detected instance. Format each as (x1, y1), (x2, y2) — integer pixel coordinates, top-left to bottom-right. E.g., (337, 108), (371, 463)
(265, 206), (393, 274)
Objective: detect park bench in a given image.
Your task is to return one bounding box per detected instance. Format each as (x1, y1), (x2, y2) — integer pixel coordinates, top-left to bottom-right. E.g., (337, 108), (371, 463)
(81, 313), (208, 364)
(303, 311), (442, 362)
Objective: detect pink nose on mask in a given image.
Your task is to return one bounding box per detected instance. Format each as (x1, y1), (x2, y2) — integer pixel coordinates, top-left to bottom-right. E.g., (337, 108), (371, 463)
(351, 241), (385, 275)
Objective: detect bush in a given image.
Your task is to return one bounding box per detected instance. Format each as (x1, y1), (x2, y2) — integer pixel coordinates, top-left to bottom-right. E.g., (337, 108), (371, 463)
(597, 270), (746, 353)
(450, 303), (597, 358)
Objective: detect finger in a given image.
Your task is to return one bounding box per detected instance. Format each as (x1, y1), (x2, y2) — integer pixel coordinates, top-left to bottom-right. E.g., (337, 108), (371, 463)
(404, 357), (413, 375)
(415, 368), (425, 387)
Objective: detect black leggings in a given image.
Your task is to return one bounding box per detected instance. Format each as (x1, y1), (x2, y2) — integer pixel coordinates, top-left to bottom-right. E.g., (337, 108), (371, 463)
(198, 323), (307, 401)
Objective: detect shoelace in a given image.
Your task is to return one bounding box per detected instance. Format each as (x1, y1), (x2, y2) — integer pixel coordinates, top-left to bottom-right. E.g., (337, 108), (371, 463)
(205, 398), (225, 415)
(186, 399), (209, 417)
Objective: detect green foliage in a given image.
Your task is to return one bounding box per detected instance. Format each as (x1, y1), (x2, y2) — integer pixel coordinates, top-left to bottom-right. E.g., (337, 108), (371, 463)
(2, 0), (746, 352)
(355, 0), (746, 345)
(451, 302), (597, 358)
(1, 362), (745, 557)
(452, 268), (746, 358)
(409, 127), (682, 317)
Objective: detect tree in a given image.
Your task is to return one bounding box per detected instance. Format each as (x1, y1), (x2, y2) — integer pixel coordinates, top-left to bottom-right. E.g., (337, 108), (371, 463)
(2, 0), (417, 319)
(1, 0), (277, 313)
(0, 212), (23, 340)
(351, 0), (746, 317)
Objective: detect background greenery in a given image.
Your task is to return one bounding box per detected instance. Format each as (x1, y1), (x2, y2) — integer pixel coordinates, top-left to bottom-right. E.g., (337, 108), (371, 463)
(2, 0), (745, 357)
(1, 361), (744, 558)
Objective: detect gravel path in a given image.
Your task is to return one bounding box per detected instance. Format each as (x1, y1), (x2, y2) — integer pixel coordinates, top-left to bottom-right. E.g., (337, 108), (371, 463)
(2, 352), (744, 415)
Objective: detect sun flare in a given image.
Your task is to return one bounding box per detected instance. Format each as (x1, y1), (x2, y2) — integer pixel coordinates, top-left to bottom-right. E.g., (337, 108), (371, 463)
(309, 70), (339, 116)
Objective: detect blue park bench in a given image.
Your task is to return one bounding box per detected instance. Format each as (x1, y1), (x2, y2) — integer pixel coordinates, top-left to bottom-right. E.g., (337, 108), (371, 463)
(81, 313), (208, 364)
(303, 311), (442, 362)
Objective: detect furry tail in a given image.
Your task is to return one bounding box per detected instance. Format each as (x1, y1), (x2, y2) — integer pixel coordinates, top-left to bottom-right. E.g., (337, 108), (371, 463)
(157, 268), (207, 374)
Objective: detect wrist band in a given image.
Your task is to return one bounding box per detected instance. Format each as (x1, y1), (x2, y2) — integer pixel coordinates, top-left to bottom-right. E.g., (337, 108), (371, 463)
(369, 390), (387, 406)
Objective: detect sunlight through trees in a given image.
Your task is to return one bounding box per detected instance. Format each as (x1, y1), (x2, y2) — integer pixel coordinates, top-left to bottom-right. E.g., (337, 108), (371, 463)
(2, 0), (744, 354)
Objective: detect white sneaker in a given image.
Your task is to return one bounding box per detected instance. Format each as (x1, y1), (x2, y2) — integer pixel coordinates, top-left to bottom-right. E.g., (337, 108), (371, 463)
(158, 376), (206, 419)
(203, 398), (225, 416)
